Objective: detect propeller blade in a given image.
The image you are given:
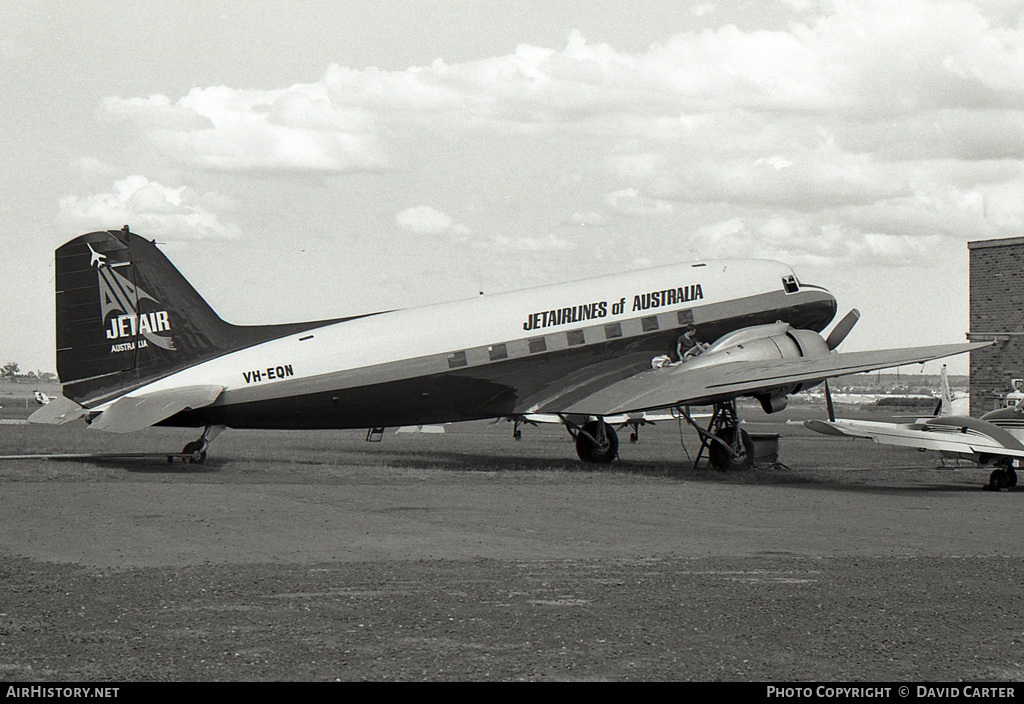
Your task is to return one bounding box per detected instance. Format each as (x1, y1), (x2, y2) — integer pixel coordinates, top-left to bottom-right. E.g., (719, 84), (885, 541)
(824, 379), (836, 423)
(826, 309), (860, 350)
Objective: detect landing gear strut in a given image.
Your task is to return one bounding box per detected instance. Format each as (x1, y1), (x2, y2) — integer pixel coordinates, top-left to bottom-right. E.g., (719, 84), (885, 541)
(178, 425), (225, 464)
(680, 401), (754, 472)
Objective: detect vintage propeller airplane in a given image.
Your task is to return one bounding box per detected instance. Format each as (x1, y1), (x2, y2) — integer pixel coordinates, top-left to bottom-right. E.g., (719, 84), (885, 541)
(805, 368), (1024, 491)
(29, 227), (985, 469)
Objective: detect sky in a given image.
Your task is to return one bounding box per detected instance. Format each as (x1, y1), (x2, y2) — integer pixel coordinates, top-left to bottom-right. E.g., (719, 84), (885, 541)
(3, 0), (1024, 377)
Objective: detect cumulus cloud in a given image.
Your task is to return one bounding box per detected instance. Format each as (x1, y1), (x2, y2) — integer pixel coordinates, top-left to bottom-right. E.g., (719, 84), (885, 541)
(103, 85), (387, 172)
(603, 189), (674, 217)
(103, 2), (1024, 158)
(96, 1), (1024, 266)
(489, 234), (576, 252)
(686, 215), (949, 269)
(104, 3), (1024, 146)
(395, 206), (470, 236)
(652, 147), (910, 210)
(59, 175), (241, 240)
(566, 211), (609, 227)
(393, 206), (573, 252)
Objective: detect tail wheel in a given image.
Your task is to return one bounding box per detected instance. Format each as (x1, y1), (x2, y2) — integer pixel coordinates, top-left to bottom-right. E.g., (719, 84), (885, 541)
(575, 421), (618, 463)
(182, 440), (207, 465)
(708, 428), (755, 472)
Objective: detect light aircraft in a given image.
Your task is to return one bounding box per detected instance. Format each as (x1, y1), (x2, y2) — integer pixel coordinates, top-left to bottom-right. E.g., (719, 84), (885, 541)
(805, 367), (1024, 490)
(28, 227), (985, 469)
(930, 364), (969, 416)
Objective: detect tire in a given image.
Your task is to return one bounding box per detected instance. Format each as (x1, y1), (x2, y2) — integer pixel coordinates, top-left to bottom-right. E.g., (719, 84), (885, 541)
(708, 428), (755, 472)
(182, 440), (207, 465)
(575, 421), (618, 463)
(989, 468), (1008, 491)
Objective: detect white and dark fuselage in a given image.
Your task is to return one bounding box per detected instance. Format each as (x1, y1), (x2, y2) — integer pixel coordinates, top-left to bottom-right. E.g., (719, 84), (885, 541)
(83, 255), (837, 430)
(37, 229), (984, 470)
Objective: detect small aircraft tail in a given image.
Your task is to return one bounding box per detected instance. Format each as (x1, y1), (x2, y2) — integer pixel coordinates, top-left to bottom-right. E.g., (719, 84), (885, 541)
(936, 364), (954, 416)
(55, 227), (332, 406)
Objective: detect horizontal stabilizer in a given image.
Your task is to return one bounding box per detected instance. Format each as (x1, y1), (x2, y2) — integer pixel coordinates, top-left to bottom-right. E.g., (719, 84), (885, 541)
(89, 385), (224, 433)
(27, 396), (89, 426)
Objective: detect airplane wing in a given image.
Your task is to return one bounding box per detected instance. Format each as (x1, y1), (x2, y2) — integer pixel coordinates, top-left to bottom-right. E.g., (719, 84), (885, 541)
(803, 417), (1024, 460)
(549, 342), (985, 416)
(87, 385), (224, 433)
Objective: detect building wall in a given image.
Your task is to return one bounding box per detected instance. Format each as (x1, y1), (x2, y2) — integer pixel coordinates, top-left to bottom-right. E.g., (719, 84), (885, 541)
(968, 236), (1024, 416)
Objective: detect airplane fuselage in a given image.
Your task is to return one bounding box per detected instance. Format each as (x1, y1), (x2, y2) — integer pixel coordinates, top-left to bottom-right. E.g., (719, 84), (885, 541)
(105, 258), (836, 430)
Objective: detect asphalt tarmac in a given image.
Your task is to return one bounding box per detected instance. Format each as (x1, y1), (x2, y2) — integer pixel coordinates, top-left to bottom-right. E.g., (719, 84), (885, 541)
(1, 416), (1022, 681)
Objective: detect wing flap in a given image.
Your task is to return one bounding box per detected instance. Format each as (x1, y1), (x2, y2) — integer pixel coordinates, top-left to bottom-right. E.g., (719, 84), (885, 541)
(556, 342), (986, 415)
(89, 385), (224, 433)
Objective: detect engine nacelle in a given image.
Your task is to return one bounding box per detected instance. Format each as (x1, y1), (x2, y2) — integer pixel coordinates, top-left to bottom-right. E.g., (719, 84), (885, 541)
(681, 322), (831, 371)
(681, 323), (831, 412)
(757, 393), (789, 414)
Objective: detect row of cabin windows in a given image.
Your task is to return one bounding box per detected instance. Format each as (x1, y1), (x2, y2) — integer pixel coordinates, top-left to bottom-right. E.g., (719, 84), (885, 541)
(446, 308), (696, 369)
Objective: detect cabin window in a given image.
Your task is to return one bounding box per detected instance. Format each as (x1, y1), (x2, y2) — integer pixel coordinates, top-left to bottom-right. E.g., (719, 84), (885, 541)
(528, 337), (547, 353)
(783, 274), (799, 293)
(447, 350), (468, 368)
(641, 316), (660, 332)
(677, 309), (694, 325)
(488, 343), (508, 361)
(604, 322), (622, 339)
(567, 329), (586, 346)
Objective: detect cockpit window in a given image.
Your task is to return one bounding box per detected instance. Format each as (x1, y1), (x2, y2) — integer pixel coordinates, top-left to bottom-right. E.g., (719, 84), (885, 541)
(782, 275), (799, 293)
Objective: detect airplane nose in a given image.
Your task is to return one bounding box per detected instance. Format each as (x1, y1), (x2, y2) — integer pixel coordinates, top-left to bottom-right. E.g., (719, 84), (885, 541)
(797, 283), (837, 330)
(824, 289), (837, 322)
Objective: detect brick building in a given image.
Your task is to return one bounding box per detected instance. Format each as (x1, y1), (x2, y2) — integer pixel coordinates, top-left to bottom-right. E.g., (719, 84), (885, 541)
(968, 236), (1024, 416)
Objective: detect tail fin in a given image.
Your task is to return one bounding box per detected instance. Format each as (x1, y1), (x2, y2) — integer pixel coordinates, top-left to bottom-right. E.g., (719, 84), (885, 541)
(938, 364), (954, 416)
(56, 227), (332, 405)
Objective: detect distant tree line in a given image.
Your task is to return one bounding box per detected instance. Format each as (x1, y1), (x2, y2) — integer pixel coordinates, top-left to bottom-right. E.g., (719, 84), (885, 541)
(2, 362), (57, 382)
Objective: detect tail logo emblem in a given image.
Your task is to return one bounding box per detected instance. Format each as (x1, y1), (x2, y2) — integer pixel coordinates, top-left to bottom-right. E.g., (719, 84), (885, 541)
(87, 243), (107, 268)
(89, 244), (176, 352)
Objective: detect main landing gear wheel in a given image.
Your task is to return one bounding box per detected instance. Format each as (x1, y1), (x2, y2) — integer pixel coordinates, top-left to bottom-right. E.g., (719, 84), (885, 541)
(575, 420), (618, 464)
(987, 466), (1017, 491)
(708, 427), (755, 472)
